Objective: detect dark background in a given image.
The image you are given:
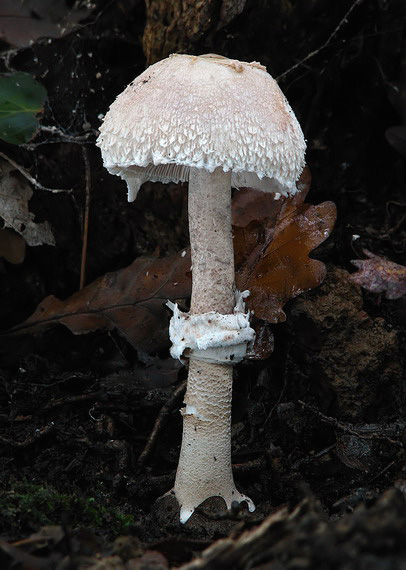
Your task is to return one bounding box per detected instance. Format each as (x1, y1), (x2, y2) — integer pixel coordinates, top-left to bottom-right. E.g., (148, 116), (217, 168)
(0, 1), (405, 568)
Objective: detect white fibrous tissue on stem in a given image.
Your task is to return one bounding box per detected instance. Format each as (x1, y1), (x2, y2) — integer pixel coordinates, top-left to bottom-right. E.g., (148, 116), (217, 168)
(167, 290), (255, 364)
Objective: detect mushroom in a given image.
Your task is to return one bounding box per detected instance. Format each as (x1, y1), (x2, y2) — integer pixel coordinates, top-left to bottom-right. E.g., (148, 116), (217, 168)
(97, 53), (306, 523)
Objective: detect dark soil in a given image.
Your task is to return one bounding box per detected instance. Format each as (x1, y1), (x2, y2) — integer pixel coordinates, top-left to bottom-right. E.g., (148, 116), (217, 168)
(0, 1), (405, 568)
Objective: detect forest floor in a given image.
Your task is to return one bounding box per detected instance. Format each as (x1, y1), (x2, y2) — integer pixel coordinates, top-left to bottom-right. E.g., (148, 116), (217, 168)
(0, 1), (405, 568)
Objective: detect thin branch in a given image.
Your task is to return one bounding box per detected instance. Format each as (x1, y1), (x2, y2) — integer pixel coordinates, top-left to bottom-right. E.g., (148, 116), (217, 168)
(260, 372), (287, 433)
(0, 151), (71, 193)
(277, 0), (365, 81)
(42, 392), (104, 413)
(80, 147), (91, 289)
(21, 125), (98, 149)
(298, 400), (404, 447)
(138, 380), (187, 466)
(0, 392), (105, 423)
(368, 460), (396, 484)
(39, 124), (98, 141)
(0, 423), (55, 448)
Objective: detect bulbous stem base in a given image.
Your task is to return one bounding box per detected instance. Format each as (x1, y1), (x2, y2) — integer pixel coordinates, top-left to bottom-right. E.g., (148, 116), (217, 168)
(174, 358), (255, 523)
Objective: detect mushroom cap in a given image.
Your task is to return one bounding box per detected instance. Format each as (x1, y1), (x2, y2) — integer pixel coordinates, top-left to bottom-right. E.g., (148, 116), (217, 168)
(97, 54), (306, 201)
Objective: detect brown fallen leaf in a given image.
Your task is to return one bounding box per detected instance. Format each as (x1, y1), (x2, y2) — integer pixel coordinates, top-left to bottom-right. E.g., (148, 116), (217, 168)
(0, 228), (26, 264)
(349, 249), (406, 300)
(8, 251), (191, 352)
(232, 183), (283, 230)
(234, 168), (337, 323)
(7, 168), (336, 355)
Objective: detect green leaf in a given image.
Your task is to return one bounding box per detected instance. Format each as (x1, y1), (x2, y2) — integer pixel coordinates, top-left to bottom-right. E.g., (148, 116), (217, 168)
(0, 72), (47, 144)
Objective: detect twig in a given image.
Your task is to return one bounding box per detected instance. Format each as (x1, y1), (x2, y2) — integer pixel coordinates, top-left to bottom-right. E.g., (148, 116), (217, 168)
(42, 391), (104, 412)
(298, 400), (404, 446)
(0, 151), (71, 193)
(80, 147), (91, 289)
(138, 380), (187, 466)
(277, 0), (365, 81)
(368, 460), (396, 484)
(22, 125), (99, 149)
(232, 457), (266, 473)
(40, 125), (97, 138)
(291, 444), (336, 470)
(0, 423), (55, 448)
(2, 392), (104, 424)
(260, 372), (288, 433)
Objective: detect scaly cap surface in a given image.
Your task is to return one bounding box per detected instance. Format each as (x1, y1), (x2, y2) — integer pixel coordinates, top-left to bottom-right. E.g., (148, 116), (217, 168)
(97, 53), (306, 201)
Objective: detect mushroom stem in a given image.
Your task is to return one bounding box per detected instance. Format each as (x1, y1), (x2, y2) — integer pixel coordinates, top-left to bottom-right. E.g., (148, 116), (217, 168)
(188, 167), (235, 314)
(173, 167), (254, 524)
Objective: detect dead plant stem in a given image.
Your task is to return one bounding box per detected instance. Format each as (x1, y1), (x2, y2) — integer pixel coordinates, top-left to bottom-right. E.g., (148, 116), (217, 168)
(80, 147), (91, 289)
(277, 0), (365, 81)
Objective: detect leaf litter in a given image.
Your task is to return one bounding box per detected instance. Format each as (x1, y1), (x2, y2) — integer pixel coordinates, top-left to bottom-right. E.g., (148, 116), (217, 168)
(0, 159), (55, 247)
(9, 250), (192, 353)
(5, 168), (336, 358)
(350, 249), (406, 300)
(235, 167), (337, 323)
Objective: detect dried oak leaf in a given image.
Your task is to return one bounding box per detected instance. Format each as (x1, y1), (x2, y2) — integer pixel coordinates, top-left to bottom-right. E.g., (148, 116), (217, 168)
(8, 251), (191, 353)
(0, 160), (54, 246)
(349, 250), (406, 300)
(7, 168), (335, 354)
(234, 168), (337, 323)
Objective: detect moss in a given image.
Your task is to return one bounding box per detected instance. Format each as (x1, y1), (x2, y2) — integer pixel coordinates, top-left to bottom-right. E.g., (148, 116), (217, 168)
(0, 481), (135, 537)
